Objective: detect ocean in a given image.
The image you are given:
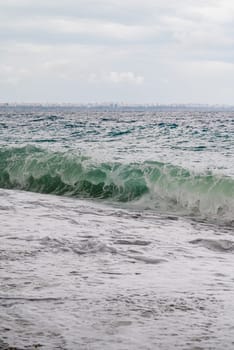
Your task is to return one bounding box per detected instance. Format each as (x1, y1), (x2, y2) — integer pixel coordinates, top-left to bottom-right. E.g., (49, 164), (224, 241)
(0, 106), (234, 349)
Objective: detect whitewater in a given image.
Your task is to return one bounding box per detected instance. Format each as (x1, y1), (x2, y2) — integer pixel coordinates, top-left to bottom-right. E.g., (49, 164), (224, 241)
(0, 106), (234, 349)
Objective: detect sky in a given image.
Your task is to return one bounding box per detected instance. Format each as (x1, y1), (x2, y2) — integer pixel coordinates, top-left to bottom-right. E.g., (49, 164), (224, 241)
(0, 0), (234, 104)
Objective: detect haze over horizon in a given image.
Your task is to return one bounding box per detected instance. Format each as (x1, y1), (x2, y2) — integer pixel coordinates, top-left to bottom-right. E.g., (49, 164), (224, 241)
(1, 0), (234, 104)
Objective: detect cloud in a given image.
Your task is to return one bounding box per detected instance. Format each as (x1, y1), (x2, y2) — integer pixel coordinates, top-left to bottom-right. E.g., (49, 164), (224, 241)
(0, 16), (159, 45)
(107, 72), (144, 84)
(1, 0), (234, 103)
(89, 71), (144, 85)
(1, 0), (234, 51)
(0, 63), (29, 85)
(53, 19), (157, 41)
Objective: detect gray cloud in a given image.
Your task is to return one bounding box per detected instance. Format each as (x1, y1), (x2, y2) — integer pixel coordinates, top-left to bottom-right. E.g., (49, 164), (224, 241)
(0, 0), (234, 103)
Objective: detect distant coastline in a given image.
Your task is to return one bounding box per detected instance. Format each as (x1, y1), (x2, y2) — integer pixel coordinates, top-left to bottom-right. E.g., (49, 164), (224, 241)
(1, 102), (234, 112)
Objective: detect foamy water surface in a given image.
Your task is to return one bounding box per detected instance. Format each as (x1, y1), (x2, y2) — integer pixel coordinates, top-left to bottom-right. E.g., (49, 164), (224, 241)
(0, 108), (234, 349)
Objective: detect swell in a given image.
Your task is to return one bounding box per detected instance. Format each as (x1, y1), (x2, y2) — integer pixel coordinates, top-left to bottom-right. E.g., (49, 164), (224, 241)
(0, 146), (233, 224)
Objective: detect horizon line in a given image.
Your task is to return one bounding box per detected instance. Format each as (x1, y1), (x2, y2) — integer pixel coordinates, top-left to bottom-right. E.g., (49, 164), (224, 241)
(1, 102), (234, 107)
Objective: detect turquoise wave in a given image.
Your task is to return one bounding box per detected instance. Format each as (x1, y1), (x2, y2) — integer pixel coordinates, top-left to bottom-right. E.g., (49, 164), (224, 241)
(0, 146), (233, 224)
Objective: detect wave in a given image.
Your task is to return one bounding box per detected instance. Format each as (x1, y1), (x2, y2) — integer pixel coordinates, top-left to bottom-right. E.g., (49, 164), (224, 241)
(0, 146), (233, 225)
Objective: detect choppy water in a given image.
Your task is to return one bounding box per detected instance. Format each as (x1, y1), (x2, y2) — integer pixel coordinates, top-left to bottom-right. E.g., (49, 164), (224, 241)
(0, 107), (234, 349)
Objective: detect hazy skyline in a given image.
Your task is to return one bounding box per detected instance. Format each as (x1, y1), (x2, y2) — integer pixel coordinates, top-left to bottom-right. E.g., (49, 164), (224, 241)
(1, 0), (234, 104)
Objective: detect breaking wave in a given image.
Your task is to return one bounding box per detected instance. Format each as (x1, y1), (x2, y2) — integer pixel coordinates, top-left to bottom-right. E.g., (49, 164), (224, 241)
(0, 146), (233, 225)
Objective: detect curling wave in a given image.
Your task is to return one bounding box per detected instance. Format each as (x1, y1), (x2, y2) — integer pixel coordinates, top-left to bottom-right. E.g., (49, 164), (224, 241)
(0, 146), (233, 224)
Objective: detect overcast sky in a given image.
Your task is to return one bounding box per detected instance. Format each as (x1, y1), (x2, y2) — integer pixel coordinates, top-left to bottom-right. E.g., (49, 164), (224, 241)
(0, 0), (234, 104)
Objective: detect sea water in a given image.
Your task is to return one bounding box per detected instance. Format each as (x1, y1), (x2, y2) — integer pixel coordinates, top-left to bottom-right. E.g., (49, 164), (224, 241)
(0, 107), (233, 349)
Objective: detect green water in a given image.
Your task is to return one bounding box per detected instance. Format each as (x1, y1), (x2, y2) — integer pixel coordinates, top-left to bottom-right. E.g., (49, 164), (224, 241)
(0, 108), (233, 223)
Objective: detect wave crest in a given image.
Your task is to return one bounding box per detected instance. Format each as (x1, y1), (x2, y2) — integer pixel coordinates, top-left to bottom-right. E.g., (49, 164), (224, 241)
(0, 146), (233, 224)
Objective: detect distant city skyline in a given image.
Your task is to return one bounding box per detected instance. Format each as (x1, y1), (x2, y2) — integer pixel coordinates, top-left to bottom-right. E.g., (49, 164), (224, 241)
(1, 102), (234, 112)
(1, 0), (234, 104)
